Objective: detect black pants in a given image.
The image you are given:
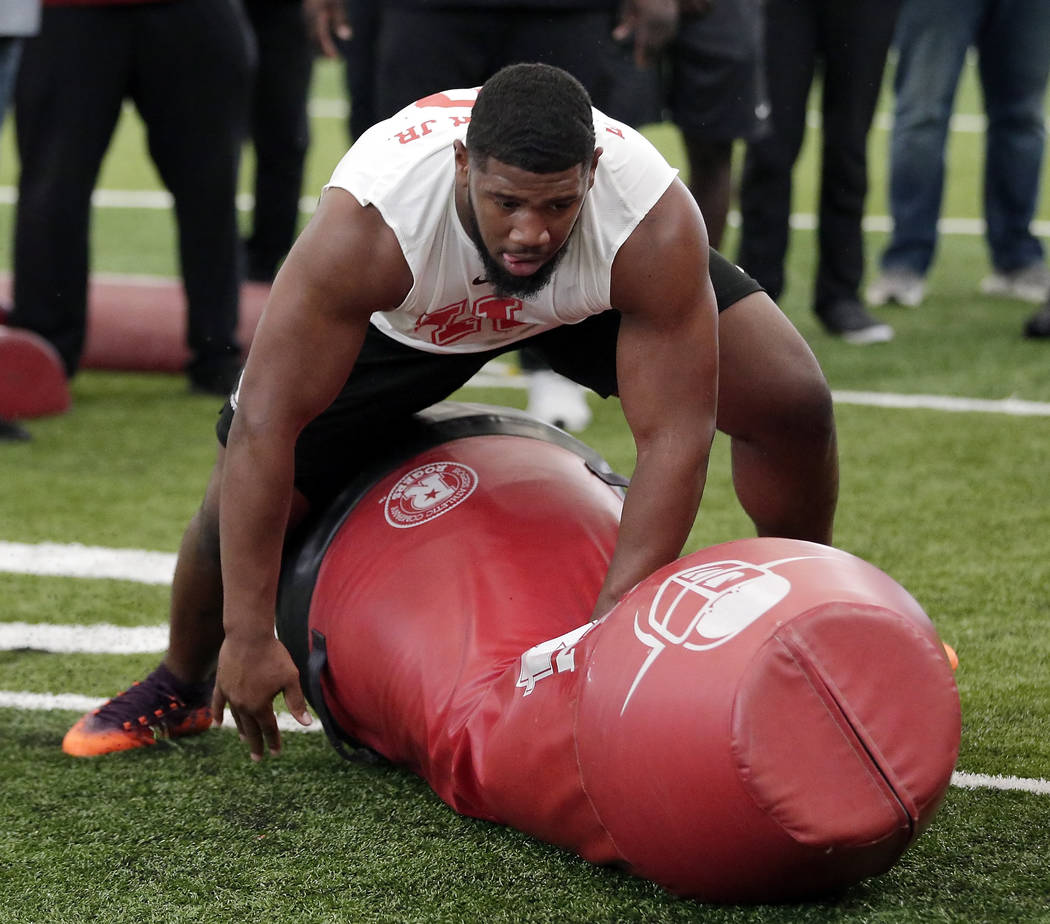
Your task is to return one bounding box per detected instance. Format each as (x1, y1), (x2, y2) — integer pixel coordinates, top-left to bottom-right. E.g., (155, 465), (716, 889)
(371, 7), (618, 123)
(737, 0), (900, 313)
(11, 0), (252, 376)
(242, 0), (313, 282)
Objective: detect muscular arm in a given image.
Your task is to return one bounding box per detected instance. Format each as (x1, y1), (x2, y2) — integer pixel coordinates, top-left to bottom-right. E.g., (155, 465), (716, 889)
(593, 177), (718, 618)
(215, 188), (411, 757)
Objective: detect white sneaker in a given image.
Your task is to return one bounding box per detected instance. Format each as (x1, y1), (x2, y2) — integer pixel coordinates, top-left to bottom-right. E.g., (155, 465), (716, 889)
(979, 261), (1050, 304)
(866, 268), (926, 308)
(526, 370), (593, 432)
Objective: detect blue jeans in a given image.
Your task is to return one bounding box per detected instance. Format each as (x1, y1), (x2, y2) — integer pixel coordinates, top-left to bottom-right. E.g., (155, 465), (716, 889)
(0, 37), (23, 131)
(881, 0), (1050, 276)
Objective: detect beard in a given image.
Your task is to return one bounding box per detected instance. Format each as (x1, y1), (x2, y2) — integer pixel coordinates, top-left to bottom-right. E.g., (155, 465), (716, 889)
(465, 194), (569, 300)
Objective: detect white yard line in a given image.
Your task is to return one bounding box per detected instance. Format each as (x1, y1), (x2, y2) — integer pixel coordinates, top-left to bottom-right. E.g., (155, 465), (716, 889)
(0, 690), (319, 733)
(0, 541), (175, 584)
(0, 621), (167, 653)
(950, 771), (1050, 796)
(832, 391), (1050, 417)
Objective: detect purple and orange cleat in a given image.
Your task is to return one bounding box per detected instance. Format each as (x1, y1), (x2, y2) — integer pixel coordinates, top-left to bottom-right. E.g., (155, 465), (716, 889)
(63, 664), (213, 757)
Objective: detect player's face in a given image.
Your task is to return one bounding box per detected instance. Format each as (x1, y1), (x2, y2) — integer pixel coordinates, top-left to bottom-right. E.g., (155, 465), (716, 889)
(455, 143), (600, 299)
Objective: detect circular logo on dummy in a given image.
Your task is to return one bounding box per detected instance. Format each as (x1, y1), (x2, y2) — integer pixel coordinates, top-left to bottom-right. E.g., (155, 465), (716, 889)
(383, 461), (478, 528)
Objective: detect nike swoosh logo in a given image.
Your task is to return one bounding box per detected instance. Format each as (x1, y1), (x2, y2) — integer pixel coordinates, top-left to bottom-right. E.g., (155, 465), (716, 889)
(472, 275), (488, 286)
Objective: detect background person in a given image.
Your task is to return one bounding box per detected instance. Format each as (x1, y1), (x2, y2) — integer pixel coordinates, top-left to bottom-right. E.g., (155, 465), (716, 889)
(240, 0), (315, 285)
(7, 0), (253, 395)
(0, 0), (39, 441)
(865, 0), (1050, 316)
(737, 0), (902, 345)
(664, 0), (767, 250)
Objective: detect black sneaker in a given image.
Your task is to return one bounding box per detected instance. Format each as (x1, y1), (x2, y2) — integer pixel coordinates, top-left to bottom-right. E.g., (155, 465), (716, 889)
(0, 417), (31, 441)
(1023, 304), (1050, 339)
(818, 300), (894, 345)
(187, 354), (243, 397)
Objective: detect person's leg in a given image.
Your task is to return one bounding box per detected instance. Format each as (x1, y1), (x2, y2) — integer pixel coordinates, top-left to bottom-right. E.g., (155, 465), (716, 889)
(0, 34), (21, 436)
(978, 0), (1050, 278)
(738, 0), (818, 300)
(0, 37), (23, 125)
(164, 448), (235, 683)
(681, 137), (734, 248)
(879, 0), (977, 278)
(341, 0), (380, 140)
(133, 0), (253, 390)
(670, 0), (766, 248)
(164, 429), (318, 685)
(812, 0), (900, 313)
(10, 7), (128, 376)
(242, 0), (314, 282)
(716, 292), (837, 543)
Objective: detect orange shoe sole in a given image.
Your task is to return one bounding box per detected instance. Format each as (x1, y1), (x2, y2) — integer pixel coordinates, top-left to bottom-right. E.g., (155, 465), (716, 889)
(62, 707), (213, 757)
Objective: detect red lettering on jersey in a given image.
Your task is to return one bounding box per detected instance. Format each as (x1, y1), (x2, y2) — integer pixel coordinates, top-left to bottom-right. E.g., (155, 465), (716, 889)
(473, 296), (525, 332)
(414, 300), (482, 346)
(395, 119), (440, 144)
(449, 115), (472, 128)
(604, 126), (624, 139)
(415, 296), (527, 345)
(414, 92), (477, 110)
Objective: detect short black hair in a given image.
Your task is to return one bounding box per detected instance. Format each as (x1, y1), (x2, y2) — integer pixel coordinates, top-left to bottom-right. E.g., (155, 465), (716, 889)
(465, 63), (596, 174)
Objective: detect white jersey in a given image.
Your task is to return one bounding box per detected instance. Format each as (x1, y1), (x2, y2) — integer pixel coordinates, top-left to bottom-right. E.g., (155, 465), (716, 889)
(325, 88), (678, 354)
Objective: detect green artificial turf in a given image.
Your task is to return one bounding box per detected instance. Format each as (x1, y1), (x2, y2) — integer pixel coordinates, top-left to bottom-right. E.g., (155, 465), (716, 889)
(1, 57), (1049, 924)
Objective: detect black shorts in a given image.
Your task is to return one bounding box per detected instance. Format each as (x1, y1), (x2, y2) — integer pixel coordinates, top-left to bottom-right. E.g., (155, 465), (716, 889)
(668, 0), (767, 141)
(217, 248), (762, 505)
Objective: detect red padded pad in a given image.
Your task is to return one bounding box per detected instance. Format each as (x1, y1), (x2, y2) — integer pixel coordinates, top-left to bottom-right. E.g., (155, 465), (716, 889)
(0, 327), (71, 419)
(0, 272), (265, 373)
(573, 541), (960, 901)
(736, 604), (959, 846)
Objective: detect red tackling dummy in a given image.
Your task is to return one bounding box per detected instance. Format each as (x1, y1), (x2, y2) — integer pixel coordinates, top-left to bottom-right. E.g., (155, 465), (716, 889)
(277, 404), (961, 903)
(0, 326), (71, 419)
